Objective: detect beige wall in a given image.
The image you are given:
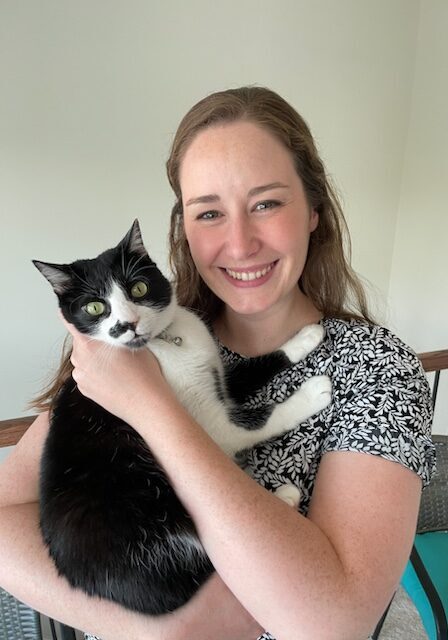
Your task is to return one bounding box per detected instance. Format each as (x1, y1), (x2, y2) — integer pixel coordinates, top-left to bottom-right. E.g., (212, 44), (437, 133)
(1, 1), (446, 463)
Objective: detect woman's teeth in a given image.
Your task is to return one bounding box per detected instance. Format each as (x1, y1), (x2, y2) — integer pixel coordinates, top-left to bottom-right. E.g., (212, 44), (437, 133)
(225, 263), (274, 281)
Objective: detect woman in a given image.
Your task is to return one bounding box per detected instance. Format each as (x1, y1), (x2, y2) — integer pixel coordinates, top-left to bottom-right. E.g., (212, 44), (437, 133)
(0, 87), (435, 640)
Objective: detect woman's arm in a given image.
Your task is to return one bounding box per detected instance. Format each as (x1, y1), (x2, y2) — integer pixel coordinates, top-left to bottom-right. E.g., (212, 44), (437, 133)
(0, 415), (263, 640)
(68, 324), (423, 640)
(130, 394), (421, 640)
(0, 504), (263, 640)
(0, 412), (49, 507)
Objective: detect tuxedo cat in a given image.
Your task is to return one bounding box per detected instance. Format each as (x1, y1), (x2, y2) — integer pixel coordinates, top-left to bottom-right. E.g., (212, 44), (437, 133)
(34, 220), (331, 615)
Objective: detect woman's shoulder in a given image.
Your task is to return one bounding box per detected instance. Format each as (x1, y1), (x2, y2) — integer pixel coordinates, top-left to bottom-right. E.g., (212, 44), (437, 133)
(321, 318), (435, 487)
(321, 317), (424, 380)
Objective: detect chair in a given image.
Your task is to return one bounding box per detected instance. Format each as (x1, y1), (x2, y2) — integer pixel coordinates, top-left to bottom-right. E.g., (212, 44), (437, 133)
(0, 586), (77, 640)
(0, 586), (42, 640)
(373, 349), (448, 639)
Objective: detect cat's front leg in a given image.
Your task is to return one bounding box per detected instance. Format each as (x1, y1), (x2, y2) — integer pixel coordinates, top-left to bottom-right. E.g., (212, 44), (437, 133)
(274, 484), (301, 509)
(265, 373), (331, 435)
(281, 323), (325, 363)
(227, 374), (331, 454)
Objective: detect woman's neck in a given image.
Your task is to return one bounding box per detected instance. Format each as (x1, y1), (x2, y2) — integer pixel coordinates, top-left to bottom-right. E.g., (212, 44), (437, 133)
(213, 293), (323, 357)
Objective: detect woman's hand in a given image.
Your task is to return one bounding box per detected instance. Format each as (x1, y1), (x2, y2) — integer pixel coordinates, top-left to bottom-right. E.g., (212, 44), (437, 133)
(61, 316), (171, 425)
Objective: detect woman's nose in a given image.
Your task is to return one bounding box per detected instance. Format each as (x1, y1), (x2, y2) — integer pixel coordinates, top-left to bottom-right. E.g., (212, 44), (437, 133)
(225, 215), (261, 260)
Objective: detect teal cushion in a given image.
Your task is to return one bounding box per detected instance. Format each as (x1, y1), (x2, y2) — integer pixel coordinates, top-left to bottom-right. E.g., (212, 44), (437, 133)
(401, 531), (448, 640)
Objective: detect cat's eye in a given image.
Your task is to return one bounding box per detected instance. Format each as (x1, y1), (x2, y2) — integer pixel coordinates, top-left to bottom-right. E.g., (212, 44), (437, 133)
(83, 301), (105, 316)
(131, 281), (148, 298)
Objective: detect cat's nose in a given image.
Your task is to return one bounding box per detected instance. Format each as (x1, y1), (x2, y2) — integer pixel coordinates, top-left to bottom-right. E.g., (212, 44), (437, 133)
(109, 321), (137, 338)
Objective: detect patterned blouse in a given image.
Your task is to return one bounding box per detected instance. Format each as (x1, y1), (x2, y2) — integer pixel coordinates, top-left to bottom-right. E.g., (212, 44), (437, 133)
(84, 317), (435, 640)
(222, 317), (436, 640)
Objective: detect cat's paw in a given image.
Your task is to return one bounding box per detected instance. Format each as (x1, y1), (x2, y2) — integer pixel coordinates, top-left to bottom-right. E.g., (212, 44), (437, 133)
(274, 484), (301, 508)
(300, 375), (332, 414)
(282, 324), (325, 363)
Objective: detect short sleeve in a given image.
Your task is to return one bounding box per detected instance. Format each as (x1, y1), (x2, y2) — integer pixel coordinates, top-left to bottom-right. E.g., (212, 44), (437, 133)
(322, 326), (436, 487)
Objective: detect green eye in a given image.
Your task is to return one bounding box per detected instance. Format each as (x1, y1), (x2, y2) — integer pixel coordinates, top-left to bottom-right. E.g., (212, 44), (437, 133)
(84, 301), (105, 316)
(131, 281), (148, 298)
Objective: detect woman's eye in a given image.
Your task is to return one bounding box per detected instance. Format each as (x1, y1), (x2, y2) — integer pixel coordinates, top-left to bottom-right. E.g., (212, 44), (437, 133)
(197, 210), (220, 221)
(130, 281), (148, 298)
(83, 301), (105, 316)
(254, 200), (280, 212)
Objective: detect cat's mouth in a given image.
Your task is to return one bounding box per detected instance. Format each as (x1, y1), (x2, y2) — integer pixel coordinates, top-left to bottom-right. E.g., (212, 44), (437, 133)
(126, 334), (150, 349)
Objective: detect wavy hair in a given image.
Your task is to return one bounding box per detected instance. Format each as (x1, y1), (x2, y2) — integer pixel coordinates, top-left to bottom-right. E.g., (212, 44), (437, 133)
(167, 86), (372, 323)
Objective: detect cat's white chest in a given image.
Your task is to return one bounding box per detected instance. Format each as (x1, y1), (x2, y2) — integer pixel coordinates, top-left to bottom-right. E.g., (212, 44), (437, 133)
(147, 308), (221, 399)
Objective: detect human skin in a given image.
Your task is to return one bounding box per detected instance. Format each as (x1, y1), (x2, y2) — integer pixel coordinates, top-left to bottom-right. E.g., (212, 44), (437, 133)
(0, 120), (423, 640)
(180, 120), (320, 355)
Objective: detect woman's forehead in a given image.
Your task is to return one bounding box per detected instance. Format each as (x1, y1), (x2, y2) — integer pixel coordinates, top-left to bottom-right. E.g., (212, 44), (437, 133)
(179, 121), (298, 194)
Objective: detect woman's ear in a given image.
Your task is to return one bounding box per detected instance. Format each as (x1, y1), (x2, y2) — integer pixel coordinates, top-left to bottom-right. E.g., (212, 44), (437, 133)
(309, 209), (319, 232)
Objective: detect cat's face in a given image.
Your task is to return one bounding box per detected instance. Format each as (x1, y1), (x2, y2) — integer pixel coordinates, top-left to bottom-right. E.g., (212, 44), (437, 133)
(33, 220), (175, 349)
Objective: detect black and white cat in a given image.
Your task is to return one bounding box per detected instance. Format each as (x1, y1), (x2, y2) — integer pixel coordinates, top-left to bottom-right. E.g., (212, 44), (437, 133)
(33, 220), (331, 615)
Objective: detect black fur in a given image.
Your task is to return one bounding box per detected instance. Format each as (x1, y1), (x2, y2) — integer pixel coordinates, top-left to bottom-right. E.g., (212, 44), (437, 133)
(40, 378), (212, 613)
(35, 220), (301, 614)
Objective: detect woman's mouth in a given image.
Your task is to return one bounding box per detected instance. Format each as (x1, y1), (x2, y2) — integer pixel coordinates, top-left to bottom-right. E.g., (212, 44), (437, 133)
(221, 261), (277, 286)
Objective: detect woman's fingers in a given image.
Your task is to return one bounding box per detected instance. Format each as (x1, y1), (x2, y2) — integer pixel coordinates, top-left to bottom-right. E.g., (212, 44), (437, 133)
(58, 309), (75, 334)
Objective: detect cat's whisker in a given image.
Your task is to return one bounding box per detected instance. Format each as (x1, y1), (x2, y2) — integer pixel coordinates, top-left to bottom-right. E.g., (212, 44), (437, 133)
(129, 264), (153, 279)
(82, 336), (116, 371)
(95, 342), (117, 370)
(124, 253), (138, 280)
(71, 269), (94, 292)
(121, 245), (126, 278)
(126, 252), (146, 280)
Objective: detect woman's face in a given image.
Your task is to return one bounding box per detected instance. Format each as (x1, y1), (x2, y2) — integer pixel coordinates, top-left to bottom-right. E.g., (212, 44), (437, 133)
(179, 120), (318, 321)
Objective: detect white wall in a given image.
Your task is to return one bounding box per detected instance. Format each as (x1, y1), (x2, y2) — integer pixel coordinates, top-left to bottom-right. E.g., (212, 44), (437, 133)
(388, 0), (448, 434)
(1, 0), (445, 465)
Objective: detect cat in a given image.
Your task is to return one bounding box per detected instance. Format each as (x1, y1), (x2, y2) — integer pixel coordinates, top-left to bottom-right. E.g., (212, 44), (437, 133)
(33, 219), (331, 615)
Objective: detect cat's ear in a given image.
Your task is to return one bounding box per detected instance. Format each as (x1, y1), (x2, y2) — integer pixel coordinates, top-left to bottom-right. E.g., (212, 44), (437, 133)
(33, 260), (73, 295)
(120, 219), (147, 256)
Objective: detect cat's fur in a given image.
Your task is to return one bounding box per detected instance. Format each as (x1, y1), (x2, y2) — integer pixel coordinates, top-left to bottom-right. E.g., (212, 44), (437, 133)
(34, 220), (331, 615)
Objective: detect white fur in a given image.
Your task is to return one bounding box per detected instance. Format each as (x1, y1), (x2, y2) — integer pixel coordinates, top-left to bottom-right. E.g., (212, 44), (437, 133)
(274, 484), (301, 508)
(149, 307), (331, 455)
(98, 283), (331, 461)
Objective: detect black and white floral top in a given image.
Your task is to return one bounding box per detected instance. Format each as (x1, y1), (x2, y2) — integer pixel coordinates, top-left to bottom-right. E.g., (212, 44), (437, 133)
(221, 317), (436, 640)
(84, 317), (435, 640)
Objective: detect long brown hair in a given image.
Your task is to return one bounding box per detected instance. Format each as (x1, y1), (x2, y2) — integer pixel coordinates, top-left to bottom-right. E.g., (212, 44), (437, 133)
(167, 86), (373, 323)
(33, 86), (373, 412)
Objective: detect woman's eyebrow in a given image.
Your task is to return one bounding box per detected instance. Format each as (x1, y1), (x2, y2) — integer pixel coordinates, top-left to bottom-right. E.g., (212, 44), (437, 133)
(247, 182), (289, 197)
(185, 193), (220, 207)
(185, 182), (290, 207)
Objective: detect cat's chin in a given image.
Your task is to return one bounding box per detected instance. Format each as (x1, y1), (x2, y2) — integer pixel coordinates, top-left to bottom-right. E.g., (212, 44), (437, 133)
(126, 335), (150, 349)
